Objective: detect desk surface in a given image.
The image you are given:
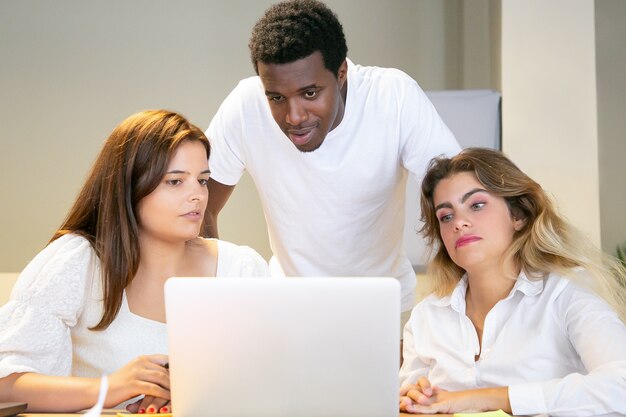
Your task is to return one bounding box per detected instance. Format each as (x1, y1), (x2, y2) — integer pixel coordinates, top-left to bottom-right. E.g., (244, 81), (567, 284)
(19, 413), (434, 417)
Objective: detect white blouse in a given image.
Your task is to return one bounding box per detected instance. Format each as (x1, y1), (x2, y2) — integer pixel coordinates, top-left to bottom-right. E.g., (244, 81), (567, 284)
(0, 234), (270, 382)
(399, 271), (626, 416)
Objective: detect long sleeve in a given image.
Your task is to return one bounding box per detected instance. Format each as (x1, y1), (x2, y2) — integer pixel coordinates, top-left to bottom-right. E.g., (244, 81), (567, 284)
(0, 234), (97, 378)
(508, 282), (626, 416)
(399, 304), (431, 387)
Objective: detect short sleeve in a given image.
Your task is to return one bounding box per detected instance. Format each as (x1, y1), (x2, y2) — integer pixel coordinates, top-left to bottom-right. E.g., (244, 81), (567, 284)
(0, 234), (98, 378)
(215, 240), (270, 278)
(398, 78), (461, 180)
(206, 78), (260, 186)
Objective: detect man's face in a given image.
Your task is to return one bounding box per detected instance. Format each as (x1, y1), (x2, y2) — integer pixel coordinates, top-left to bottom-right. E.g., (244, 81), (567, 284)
(258, 51), (347, 152)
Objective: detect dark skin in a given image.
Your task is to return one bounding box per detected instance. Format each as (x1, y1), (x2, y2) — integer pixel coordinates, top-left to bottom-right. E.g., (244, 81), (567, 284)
(202, 52), (347, 238)
(202, 179), (234, 238)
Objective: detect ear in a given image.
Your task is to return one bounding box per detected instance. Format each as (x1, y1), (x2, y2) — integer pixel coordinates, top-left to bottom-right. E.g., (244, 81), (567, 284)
(513, 216), (527, 232)
(337, 59), (348, 87)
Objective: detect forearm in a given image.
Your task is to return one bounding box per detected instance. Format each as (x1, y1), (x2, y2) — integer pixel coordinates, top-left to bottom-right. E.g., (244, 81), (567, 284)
(0, 372), (100, 412)
(202, 179), (236, 238)
(468, 387), (511, 413)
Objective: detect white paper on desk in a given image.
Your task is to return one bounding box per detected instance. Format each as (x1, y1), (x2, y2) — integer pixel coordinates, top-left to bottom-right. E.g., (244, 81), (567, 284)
(83, 375), (108, 416)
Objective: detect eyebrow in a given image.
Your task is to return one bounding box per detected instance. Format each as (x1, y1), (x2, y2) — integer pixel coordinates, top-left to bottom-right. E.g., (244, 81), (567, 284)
(434, 188), (488, 212)
(165, 169), (211, 175)
(264, 84), (320, 96)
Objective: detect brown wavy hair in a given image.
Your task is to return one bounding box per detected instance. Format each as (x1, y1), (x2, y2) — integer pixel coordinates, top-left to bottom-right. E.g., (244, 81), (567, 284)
(51, 110), (210, 330)
(419, 148), (626, 322)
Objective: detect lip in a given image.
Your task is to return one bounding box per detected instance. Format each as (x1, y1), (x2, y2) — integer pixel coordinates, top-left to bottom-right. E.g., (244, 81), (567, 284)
(287, 125), (316, 146)
(455, 234), (482, 249)
(181, 210), (203, 221)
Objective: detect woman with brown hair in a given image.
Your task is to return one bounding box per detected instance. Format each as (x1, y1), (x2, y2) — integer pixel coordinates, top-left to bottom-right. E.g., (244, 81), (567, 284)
(399, 148), (626, 415)
(0, 110), (269, 412)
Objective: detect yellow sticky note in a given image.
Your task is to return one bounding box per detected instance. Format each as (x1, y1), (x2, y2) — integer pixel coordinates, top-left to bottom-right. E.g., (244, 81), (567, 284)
(117, 413), (172, 417)
(454, 410), (512, 417)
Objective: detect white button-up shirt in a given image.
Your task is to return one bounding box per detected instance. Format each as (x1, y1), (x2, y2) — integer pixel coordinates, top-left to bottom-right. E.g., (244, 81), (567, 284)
(399, 271), (626, 416)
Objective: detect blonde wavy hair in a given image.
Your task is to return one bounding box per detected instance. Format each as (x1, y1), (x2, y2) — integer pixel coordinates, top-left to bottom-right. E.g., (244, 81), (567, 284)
(419, 148), (626, 322)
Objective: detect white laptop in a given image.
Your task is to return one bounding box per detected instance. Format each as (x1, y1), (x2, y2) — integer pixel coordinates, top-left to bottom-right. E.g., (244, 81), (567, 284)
(164, 277), (400, 417)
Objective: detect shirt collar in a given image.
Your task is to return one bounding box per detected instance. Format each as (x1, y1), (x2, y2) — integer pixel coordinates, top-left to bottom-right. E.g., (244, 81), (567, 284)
(431, 270), (546, 313)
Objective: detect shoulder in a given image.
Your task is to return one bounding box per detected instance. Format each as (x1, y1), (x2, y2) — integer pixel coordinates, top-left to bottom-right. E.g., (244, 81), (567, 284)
(213, 239), (270, 278)
(542, 270), (620, 322)
(208, 76), (268, 137)
(351, 60), (418, 88)
(15, 234), (97, 292)
(9, 233), (99, 320)
(225, 76), (265, 102)
(407, 293), (452, 325)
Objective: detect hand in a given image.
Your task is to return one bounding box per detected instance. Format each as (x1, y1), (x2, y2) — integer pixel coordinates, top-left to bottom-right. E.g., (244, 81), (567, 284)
(126, 397), (171, 414)
(400, 382), (510, 414)
(105, 354), (170, 408)
(399, 377), (442, 413)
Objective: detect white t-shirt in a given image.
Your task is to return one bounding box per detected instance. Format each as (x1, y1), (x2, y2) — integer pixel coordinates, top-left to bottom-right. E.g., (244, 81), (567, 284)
(0, 234), (269, 385)
(207, 59), (460, 311)
(399, 271), (626, 416)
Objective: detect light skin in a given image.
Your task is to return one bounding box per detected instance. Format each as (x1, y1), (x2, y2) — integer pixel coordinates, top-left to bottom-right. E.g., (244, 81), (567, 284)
(0, 140), (218, 413)
(203, 51), (347, 238)
(400, 172), (524, 414)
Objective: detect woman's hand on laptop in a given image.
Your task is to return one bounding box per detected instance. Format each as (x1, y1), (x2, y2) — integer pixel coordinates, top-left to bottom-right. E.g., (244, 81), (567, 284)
(126, 396), (171, 414)
(105, 354), (171, 409)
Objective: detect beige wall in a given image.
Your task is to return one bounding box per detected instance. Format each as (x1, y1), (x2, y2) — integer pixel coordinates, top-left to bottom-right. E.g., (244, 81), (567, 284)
(1, 0), (624, 276)
(0, 0), (487, 272)
(596, 0), (626, 255)
(501, 0), (601, 246)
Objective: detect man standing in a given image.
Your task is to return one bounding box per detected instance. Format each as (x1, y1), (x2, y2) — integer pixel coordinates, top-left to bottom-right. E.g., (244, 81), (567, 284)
(204, 0), (460, 330)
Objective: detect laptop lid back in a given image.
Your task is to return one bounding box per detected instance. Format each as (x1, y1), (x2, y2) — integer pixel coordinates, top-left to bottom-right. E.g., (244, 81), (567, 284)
(165, 277), (400, 417)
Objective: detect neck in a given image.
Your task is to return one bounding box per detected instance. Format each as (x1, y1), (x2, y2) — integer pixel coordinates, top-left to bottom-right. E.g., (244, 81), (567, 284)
(135, 235), (193, 283)
(465, 261), (520, 317)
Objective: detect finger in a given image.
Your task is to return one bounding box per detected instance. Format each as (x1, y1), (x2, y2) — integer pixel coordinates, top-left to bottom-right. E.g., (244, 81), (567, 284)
(145, 397), (169, 414)
(142, 354), (170, 367)
(138, 396), (155, 414)
(125, 398), (142, 414)
(399, 384), (415, 396)
(158, 401), (172, 414)
(136, 381), (171, 402)
(417, 377), (433, 396)
(134, 366), (171, 391)
(399, 396), (414, 412)
(405, 402), (438, 414)
(405, 388), (432, 405)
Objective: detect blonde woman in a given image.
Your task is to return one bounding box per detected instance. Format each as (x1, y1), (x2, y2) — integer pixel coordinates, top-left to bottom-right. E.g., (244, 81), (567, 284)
(0, 110), (269, 413)
(399, 148), (626, 415)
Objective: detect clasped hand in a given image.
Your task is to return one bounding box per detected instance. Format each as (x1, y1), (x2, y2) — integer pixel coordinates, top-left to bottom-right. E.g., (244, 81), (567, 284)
(399, 377), (480, 414)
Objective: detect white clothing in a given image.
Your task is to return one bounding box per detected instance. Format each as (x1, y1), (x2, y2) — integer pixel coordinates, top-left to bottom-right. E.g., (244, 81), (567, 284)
(399, 271), (626, 416)
(207, 59), (460, 311)
(0, 234), (269, 397)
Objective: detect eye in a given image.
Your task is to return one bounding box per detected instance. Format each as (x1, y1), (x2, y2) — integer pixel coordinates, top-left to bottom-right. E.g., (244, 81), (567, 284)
(470, 202), (486, 210)
(198, 178), (209, 186)
(269, 95), (285, 103)
(166, 179), (182, 186)
(438, 213), (453, 223)
(304, 90), (318, 99)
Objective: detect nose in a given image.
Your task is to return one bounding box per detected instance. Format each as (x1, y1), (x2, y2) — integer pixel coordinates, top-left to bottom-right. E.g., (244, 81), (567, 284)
(453, 215), (470, 232)
(285, 98), (308, 126)
(190, 182), (208, 202)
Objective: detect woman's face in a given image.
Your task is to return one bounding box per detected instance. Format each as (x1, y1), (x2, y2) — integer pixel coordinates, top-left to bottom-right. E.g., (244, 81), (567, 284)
(136, 141), (210, 244)
(432, 171), (524, 274)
